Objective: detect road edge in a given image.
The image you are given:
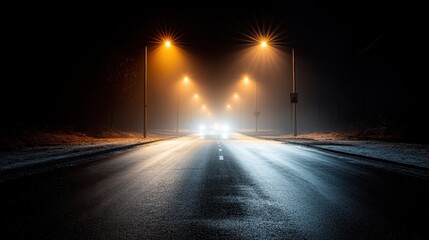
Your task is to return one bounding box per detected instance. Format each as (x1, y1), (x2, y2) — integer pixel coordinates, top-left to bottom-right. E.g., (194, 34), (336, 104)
(245, 134), (429, 173)
(0, 137), (176, 183)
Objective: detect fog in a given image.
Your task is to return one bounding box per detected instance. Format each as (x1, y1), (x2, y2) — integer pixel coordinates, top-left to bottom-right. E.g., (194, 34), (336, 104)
(2, 4), (426, 141)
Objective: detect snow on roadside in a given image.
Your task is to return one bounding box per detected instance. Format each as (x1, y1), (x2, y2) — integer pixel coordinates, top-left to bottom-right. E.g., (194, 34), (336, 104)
(314, 141), (429, 169)
(256, 135), (429, 170)
(0, 136), (171, 171)
(0, 142), (140, 170)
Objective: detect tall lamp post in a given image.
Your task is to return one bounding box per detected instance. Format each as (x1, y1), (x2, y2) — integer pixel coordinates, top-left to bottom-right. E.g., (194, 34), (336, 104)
(177, 76), (189, 133)
(255, 80), (259, 132)
(191, 94), (198, 132)
(258, 40), (298, 136)
(143, 40), (172, 138)
(243, 76), (258, 132)
(234, 93), (241, 131)
(290, 47), (298, 136)
(144, 45), (148, 138)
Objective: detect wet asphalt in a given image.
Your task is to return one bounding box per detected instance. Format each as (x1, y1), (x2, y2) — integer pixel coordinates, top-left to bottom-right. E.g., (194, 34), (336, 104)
(1, 133), (428, 239)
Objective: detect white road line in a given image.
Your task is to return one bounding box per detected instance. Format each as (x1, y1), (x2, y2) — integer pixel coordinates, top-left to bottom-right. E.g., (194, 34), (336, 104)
(219, 155), (224, 160)
(219, 149), (222, 151)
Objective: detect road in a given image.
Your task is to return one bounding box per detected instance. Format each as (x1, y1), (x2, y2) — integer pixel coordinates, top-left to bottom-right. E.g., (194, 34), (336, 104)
(1, 133), (428, 239)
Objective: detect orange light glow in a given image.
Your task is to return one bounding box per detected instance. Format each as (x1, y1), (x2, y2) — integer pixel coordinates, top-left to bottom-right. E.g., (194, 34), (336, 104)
(194, 94), (198, 99)
(244, 76), (249, 83)
(184, 77), (189, 83)
(234, 93), (239, 98)
(152, 25), (180, 48)
(151, 41), (187, 83)
(238, 23), (283, 72)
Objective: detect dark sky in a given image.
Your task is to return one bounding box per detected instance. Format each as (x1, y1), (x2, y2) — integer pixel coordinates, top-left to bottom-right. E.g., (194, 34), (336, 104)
(3, 2), (426, 140)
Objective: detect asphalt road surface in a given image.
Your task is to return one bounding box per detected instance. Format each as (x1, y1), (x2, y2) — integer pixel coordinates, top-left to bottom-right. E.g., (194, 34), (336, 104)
(1, 133), (428, 239)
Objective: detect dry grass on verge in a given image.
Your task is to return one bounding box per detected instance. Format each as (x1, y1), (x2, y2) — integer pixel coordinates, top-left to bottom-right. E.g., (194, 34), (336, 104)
(0, 130), (167, 151)
(266, 128), (402, 142)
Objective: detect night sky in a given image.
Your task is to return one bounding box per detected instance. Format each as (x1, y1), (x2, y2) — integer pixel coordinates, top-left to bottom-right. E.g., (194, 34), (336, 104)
(3, 2), (426, 141)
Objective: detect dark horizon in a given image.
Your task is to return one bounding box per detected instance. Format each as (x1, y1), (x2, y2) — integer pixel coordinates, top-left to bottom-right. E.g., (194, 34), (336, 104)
(3, 3), (427, 142)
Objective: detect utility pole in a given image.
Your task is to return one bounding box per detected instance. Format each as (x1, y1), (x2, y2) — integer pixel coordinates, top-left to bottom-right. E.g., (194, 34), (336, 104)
(144, 45), (148, 138)
(255, 81), (259, 132)
(291, 47), (298, 136)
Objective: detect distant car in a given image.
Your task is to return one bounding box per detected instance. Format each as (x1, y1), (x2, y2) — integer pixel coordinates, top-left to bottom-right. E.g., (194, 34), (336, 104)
(199, 123), (230, 139)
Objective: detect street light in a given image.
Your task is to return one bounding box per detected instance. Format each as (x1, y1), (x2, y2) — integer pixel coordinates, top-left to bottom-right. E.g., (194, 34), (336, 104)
(290, 47), (298, 137)
(190, 93), (198, 132)
(234, 93), (241, 131)
(177, 76), (189, 133)
(201, 105), (210, 122)
(258, 40), (298, 136)
(243, 76), (259, 132)
(225, 104), (232, 128)
(143, 40), (172, 138)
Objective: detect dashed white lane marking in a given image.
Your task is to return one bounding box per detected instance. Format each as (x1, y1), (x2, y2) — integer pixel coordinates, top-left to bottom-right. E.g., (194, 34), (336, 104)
(219, 155), (224, 160)
(219, 149), (222, 152)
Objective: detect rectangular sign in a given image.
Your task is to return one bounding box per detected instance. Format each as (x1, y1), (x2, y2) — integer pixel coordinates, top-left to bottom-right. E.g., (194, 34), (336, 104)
(290, 93), (298, 103)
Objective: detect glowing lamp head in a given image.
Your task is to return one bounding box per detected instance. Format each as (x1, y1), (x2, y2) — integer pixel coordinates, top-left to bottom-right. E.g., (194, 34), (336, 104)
(261, 41), (267, 47)
(184, 77), (189, 83)
(244, 77), (249, 83)
(165, 41), (171, 47)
